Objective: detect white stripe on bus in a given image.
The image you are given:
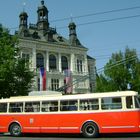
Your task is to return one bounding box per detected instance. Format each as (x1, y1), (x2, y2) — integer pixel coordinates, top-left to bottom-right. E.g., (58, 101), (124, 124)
(59, 127), (79, 130)
(41, 127), (58, 130)
(24, 127), (79, 130)
(0, 126), (6, 129)
(102, 126), (135, 129)
(24, 127), (40, 130)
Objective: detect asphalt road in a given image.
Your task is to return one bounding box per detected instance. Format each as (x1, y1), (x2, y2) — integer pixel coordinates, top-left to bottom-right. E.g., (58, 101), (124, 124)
(0, 133), (140, 140)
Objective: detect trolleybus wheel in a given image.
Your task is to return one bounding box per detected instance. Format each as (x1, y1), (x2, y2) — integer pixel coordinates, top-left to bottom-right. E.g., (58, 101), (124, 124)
(82, 122), (99, 138)
(9, 123), (22, 136)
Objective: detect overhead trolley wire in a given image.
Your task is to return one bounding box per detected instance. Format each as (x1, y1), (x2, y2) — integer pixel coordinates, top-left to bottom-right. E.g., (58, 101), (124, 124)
(97, 55), (137, 74)
(58, 14), (140, 29)
(8, 6), (140, 31)
(56, 55), (138, 92)
(10, 13), (140, 32)
(51, 6), (140, 23)
(10, 13), (140, 31)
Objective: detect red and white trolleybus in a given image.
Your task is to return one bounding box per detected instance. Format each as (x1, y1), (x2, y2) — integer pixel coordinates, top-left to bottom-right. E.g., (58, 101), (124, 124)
(0, 90), (140, 137)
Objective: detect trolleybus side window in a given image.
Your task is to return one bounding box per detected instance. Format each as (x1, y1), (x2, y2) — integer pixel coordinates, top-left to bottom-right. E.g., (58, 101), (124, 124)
(42, 101), (58, 112)
(126, 96), (133, 109)
(101, 97), (122, 110)
(0, 103), (7, 113)
(80, 99), (99, 110)
(25, 102), (40, 112)
(60, 100), (78, 111)
(134, 96), (140, 108)
(9, 102), (23, 113)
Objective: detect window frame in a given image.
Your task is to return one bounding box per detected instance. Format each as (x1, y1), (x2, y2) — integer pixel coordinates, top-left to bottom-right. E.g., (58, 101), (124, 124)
(36, 53), (44, 68)
(61, 56), (68, 71)
(41, 100), (58, 112)
(9, 102), (23, 113)
(101, 97), (122, 110)
(126, 96), (134, 109)
(77, 59), (83, 73)
(79, 98), (99, 111)
(25, 101), (40, 113)
(60, 100), (78, 111)
(0, 103), (7, 113)
(49, 54), (57, 70)
(134, 96), (140, 109)
(51, 79), (59, 91)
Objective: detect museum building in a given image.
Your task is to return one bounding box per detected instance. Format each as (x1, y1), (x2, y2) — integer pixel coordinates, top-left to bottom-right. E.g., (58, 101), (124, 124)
(17, 0), (96, 93)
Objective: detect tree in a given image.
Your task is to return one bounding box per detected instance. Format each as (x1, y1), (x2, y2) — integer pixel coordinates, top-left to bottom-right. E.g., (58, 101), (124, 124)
(96, 47), (140, 94)
(0, 24), (34, 98)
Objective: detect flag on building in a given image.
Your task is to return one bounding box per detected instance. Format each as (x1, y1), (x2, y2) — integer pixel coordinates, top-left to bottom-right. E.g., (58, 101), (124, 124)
(40, 67), (46, 91)
(64, 69), (72, 93)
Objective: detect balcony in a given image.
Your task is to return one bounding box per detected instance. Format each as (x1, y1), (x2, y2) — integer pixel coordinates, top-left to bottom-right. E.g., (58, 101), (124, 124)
(48, 70), (62, 75)
(29, 23), (37, 29)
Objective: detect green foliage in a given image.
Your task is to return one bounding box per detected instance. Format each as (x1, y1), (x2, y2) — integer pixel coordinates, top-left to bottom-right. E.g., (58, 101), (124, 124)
(96, 47), (140, 94)
(0, 24), (34, 98)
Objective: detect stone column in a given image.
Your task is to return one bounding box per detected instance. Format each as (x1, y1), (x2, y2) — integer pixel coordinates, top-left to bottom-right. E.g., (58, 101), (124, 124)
(46, 51), (49, 71)
(32, 47), (37, 91)
(84, 55), (88, 74)
(70, 53), (74, 72)
(32, 47), (36, 69)
(58, 53), (62, 72)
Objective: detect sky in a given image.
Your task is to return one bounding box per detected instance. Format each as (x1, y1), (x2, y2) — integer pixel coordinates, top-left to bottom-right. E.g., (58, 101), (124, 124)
(0, 0), (140, 70)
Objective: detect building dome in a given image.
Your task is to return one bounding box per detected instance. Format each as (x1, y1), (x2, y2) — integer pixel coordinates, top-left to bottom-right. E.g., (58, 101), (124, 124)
(68, 22), (76, 28)
(19, 11), (28, 17)
(37, 0), (48, 13)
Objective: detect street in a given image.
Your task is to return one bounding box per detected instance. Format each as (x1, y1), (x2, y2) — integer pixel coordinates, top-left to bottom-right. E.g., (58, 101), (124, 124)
(0, 133), (140, 140)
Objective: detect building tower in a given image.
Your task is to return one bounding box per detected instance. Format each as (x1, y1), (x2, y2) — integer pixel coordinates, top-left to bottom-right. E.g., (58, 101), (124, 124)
(37, 0), (49, 31)
(68, 22), (81, 46)
(19, 11), (28, 31)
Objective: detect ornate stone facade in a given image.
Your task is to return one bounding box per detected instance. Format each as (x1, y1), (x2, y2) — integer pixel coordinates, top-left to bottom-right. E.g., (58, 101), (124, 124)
(17, 0), (96, 93)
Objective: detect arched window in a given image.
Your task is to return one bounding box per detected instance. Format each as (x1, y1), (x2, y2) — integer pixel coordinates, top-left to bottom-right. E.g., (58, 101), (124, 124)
(61, 56), (68, 71)
(49, 54), (57, 70)
(36, 53), (44, 68)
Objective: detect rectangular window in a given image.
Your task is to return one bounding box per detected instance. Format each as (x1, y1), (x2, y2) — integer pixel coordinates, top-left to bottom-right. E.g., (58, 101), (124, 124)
(126, 96), (133, 109)
(80, 60), (83, 72)
(51, 79), (59, 91)
(22, 53), (29, 63)
(134, 96), (140, 108)
(42, 101), (58, 112)
(22, 53), (30, 68)
(38, 78), (40, 91)
(77, 60), (80, 72)
(80, 99), (99, 110)
(77, 59), (83, 73)
(25, 102), (40, 112)
(0, 103), (7, 113)
(9, 102), (23, 113)
(60, 100), (78, 111)
(101, 97), (122, 110)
